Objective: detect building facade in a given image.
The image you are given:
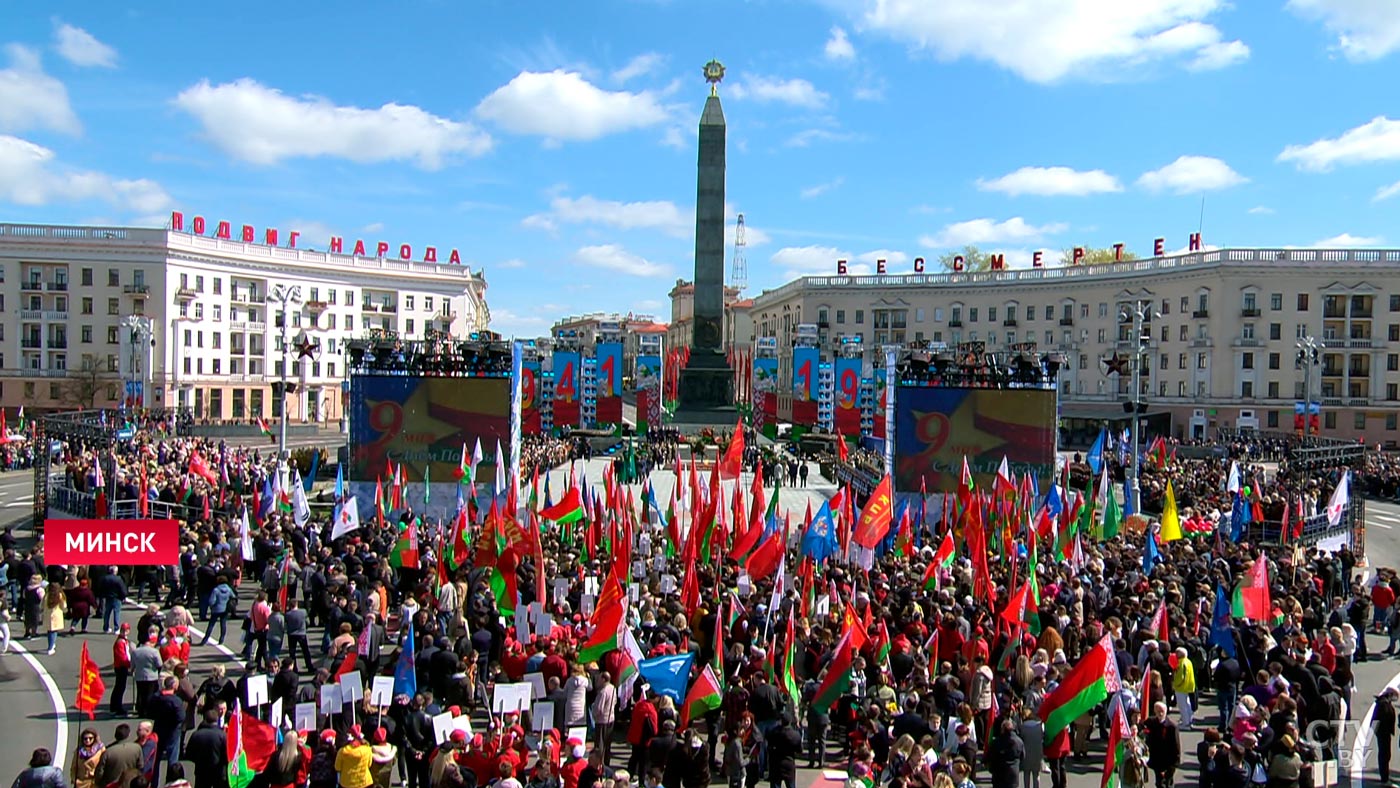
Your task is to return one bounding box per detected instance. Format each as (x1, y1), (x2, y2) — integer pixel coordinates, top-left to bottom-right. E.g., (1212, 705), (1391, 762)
(747, 247), (1400, 445)
(667, 278), (746, 355)
(0, 222), (490, 423)
(548, 312), (669, 383)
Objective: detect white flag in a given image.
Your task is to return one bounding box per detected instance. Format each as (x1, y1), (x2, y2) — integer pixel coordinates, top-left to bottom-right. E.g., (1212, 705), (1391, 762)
(618, 627), (646, 709)
(291, 470), (311, 528)
(1325, 472), (1350, 527)
(333, 495), (362, 540)
(1226, 461), (1241, 494)
(239, 507), (255, 561)
(494, 438), (507, 499)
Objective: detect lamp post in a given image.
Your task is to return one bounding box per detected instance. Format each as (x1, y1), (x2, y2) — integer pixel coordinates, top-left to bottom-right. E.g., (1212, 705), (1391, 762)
(169, 316), (193, 416)
(121, 315), (152, 412)
(1120, 300), (1159, 515)
(266, 284), (303, 471)
(1297, 336), (1323, 436)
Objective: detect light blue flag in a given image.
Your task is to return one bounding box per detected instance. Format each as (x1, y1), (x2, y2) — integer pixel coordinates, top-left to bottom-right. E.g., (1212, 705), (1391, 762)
(637, 653), (695, 703)
(1086, 428), (1106, 475)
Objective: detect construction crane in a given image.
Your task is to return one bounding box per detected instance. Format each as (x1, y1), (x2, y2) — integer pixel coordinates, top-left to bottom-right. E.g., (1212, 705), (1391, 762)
(730, 213), (748, 293)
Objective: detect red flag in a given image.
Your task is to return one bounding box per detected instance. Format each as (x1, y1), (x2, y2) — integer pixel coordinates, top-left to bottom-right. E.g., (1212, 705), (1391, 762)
(189, 452), (218, 484)
(837, 436), (848, 462)
(1292, 496), (1305, 541)
(75, 640), (105, 720)
(720, 421), (744, 480)
(334, 647), (358, 678)
(745, 530), (784, 582)
(852, 475), (895, 549)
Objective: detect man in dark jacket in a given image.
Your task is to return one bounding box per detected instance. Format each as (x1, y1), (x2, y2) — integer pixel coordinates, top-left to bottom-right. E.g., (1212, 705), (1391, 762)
(766, 715), (803, 788)
(97, 723), (144, 788)
(184, 709), (228, 788)
(986, 718), (1025, 788)
(1378, 688), (1399, 785)
(146, 677), (187, 785)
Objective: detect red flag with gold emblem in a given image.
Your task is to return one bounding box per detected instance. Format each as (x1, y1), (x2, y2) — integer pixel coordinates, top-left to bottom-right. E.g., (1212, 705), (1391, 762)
(75, 640), (105, 720)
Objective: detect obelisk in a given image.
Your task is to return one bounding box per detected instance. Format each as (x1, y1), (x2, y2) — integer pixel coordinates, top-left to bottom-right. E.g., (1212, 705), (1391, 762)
(676, 59), (735, 420)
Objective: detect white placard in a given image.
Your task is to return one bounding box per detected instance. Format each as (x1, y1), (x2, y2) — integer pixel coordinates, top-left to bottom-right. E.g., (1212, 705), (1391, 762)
(339, 670), (364, 703)
(568, 726), (588, 746)
(534, 613), (553, 639)
(653, 556), (665, 571)
(628, 584), (641, 603)
(245, 674), (269, 708)
(295, 702), (317, 732)
(532, 701), (555, 732)
(525, 672), (548, 699)
(269, 697), (284, 727)
(632, 561), (646, 580)
(660, 575), (676, 594)
(639, 533), (652, 553)
(493, 681), (533, 714)
(319, 683), (343, 715)
(584, 577), (600, 596)
(370, 676), (395, 707)
(553, 579), (570, 605)
(432, 712), (455, 745)
(452, 715), (473, 737)
(528, 602), (545, 627)
(815, 596), (831, 616)
(516, 610), (532, 644)
(737, 574), (753, 597)
(581, 594), (595, 617)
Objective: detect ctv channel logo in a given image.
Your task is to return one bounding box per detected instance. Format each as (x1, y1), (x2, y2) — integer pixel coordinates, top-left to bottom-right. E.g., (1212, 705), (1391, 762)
(44, 519), (180, 565)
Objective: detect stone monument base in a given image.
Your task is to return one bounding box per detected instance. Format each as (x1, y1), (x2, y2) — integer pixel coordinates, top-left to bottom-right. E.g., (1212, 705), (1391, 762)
(673, 363), (737, 430)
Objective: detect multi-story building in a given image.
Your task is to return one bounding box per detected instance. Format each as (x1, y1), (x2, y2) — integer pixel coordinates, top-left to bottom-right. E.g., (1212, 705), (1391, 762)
(0, 221), (490, 422)
(747, 246), (1400, 445)
(549, 312), (669, 383)
(667, 278), (746, 355)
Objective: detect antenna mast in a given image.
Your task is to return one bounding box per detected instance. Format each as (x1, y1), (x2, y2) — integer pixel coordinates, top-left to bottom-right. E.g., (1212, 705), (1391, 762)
(730, 213), (748, 293)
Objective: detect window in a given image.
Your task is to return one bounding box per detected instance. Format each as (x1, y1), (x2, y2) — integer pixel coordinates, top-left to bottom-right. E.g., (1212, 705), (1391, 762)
(1391, 384), (1399, 401)
(213, 278), (221, 295)
(195, 275), (204, 292)
(855, 309), (864, 324)
(817, 308), (829, 325)
(1180, 296), (1189, 313)
(1160, 353), (1169, 370)
(1242, 381), (1253, 398)
(405, 295), (415, 311)
(1097, 329), (1106, 343)
(1390, 354), (1399, 372)
(947, 308), (958, 324)
(180, 273), (188, 289)
(1298, 293), (1310, 311)
(213, 306), (221, 321)
(81, 297), (93, 315)
(1198, 353), (1208, 369)
(1179, 353), (1187, 369)
(1026, 306), (1036, 321)
(1161, 299), (1170, 315)
(107, 269), (119, 287)
(1272, 293), (1283, 311)
(988, 307), (998, 322)
(194, 303), (203, 319)
(212, 359), (221, 375)
(1078, 355), (1087, 370)
(969, 308), (978, 322)
(1389, 414), (1398, 431)
(1243, 352), (1254, 369)
(406, 319), (415, 334)
(81, 326), (92, 344)
(133, 270), (144, 287)
(425, 296), (433, 312)
(81, 268), (93, 286)
(328, 290), (337, 304)
(1269, 323), (1281, 340)
(346, 290), (355, 306)
(1243, 323), (1255, 339)
(1269, 353), (1280, 370)
(1268, 381), (1279, 398)
(107, 298), (118, 315)
(987, 332), (997, 345)
(1160, 326), (1169, 342)
(1325, 411), (1337, 429)
(49, 383), (60, 400)
(1391, 325), (1400, 342)
(1098, 303), (1108, 318)
(1243, 292), (1257, 310)
(1268, 410), (1279, 428)
(836, 309), (845, 324)
(1179, 325), (1188, 341)
(1197, 293), (1209, 313)
(1356, 412), (1367, 430)
(107, 327), (117, 344)
(1081, 304), (1089, 318)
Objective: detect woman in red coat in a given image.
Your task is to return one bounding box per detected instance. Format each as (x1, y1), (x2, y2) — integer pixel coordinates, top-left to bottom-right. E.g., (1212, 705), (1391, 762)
(67, 578), (96, 634)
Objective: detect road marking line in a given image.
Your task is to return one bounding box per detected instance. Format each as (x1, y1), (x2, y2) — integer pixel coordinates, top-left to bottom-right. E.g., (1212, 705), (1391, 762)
(1375, 523), (1395, 530)
(10, 642), (70, 772)
(123, 598), (242, 664)
(1349, 666), (1400, 785)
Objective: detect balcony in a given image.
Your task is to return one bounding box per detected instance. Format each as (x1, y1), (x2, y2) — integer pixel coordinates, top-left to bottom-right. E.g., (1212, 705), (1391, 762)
(304, 300), (328, 314)
(229, 321), (266, 333)
(175, 287), (197, 300)
(1353, 307), (1373, 319)
(231, 290), (260, 304)
(363, 303), (379, 313)
(1003, 318), (1018, 327)
(46, 282), (67, 292)
(1190, 338), (1213, 348)
(817, 319), (829, 329)
(1232, 338), (1262, 347)
(18, 310), (42, 321)
(1324, 306), (1347, 319)
(20, 282), (42, 291)
(1241, 307), (1261, 318)
(948, 319), (963, 328)
(1192, 310), (1210, 319)
(381, 305), (398, 314)
(1323, 397), (1344, 407)
(123, 284), (150, 295)
(1059, 317), (1074, 326)
(43, 310), (67, 321)
(1322, 367), (1344, 377)
(47, 338), (67, 349)
(20, 338), (40, 349)
(1349, 368), (1369, 378)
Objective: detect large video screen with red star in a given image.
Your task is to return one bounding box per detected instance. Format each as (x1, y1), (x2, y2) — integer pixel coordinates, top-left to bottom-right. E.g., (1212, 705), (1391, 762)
(893, 386), (1057, 494)
(349, 374), (511, 491)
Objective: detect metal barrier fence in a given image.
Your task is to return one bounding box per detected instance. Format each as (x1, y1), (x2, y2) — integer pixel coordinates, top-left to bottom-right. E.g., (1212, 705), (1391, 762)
(45, 486), (336, 525)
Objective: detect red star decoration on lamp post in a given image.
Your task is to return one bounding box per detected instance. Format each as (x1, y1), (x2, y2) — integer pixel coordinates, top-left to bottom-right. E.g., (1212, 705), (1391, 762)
(1102, 352), (1130, 376)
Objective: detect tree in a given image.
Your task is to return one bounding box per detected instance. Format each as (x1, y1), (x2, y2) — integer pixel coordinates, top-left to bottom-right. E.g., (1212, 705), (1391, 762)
(1060, 246), (1140, 266)
(61, 360), (117, 410)
(937, 245), (993, 272)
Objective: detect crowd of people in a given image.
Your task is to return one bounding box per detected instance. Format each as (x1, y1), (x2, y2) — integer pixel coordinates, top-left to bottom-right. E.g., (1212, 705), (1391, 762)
(4, 426), (1390, 788)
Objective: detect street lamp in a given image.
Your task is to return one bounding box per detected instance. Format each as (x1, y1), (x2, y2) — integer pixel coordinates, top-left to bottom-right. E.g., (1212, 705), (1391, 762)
(266, 284), (303, 468)
(121, 315), (152, 412)
(1296, 336), (1323, 436)
(1119, 300), (1159, 515)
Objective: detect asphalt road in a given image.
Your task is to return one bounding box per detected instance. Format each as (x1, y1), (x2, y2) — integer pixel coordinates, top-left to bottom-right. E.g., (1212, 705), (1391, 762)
(2, 466), (1399, 788)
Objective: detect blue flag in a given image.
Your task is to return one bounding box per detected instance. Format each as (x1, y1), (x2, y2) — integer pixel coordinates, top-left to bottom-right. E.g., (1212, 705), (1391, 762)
(258, 476), (275, 522)
(1122, 477), (1135, 518)
(1230, 493), (1246, 542)
(1208, 586), (1236, 658)
(334, 463), (344, 501)
(800, 501), (839, 562)
(393, 620), (418, 697)
(304, 451), (320, 492)
(637, 653), (694, 703)
(1143, 531), (1160, 575)
(1086, 428), (1106, 475)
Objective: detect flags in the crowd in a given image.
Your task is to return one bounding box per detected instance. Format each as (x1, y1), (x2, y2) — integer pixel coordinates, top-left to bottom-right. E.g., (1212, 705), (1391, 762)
(455, 442), (472, 483)
(1086, 428), (1106, 475)
(679, 664), (724, 728)
(1150, 601), (1168, 643)
(1101, 480), (1123, 540)
(93, 457), (108, 519)
(1039, 634), (1120, 739)
(1232, 552), (1271, 621)
(1101, 702), (1132, 788)
(303, 452), (319, 492)
(75, 640), (105, 720)
(393, 620), (418, 697)
(800, 501), (839, 562)
(577, 587), (626, 664)
(256, 417), (274, 439)
(812, 624), (862, 709)
(1142, 530), (1160, 575)
(1122, 476), (1135, 518)
(389, 519), (420, 569)
(238, 507), (255, 561)
(226, 705), (278, 788)
(1226, 461), (1241, 494)
(1326, 472), (1350, 527)
(332, 496), (361, 540)
(540, 488), (585, 524)
(1159, 481), (1183, 542)
(493, 439), (507, 499)
(637, 653), (695, 704)
(719, 421), (744, 480)
(1208, 586), (1236, 657)
(291, 470), (311, 528)
(852, 474), (894, 549)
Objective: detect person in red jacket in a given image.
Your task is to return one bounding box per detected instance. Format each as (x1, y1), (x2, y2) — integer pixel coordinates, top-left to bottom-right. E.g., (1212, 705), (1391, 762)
(560, 737), (587, 788)
(628, 689), (659, 778)
(112, 622), (132, 716)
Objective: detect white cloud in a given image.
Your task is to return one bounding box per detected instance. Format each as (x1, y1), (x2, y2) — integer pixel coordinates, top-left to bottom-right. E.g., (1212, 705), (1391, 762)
(524, 194), (689, 236)
(825, 27), (857, 61)
(920, 217), (1068, 248)
(475, 70), (669, 142)
(612, 53), (664, 83)
(853, 84), (885, 101)
(1314, 233), (1383, 247)
(360, 222), (385, 233)
(660, 127), (687, 150)
(52, 21), (117, 68)
(0, 134), (171, 213)
(283, 219), (340, 247)
(1136, 155), (1246, 193)
(1375, 180), (1400, 202)
(771, 245), (857, 278)
(785, 128), (858, 147)
(1278, 116), (1400, 171)
(0, 45), (80, 135)
(728, 75), (828, 108)
(1248, 205), (1275, 214)
(499, 258), (528, 269)
(574, 244), (670, 277)
(800, 177), (845, 199)
(728, 221), (771, 248)
(489, 307), (552, 338)
(520, 214), (557, 233)
(1286, 0), (1400, 61)
(976, 166), (1123, 197)
(173, 78), (491, 169)
(853, 0), (1248, 83)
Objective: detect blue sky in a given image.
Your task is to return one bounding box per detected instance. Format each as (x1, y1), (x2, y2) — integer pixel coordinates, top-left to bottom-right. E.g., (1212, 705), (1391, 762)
(3, 2), (1400, 338)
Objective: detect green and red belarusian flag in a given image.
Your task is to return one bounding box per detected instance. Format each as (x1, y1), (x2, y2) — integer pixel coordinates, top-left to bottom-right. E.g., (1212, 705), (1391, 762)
(455, 441), (471, 483)
(389, 519), (420, 570)
(1232, 551), (1271, 620)
(1101, 702), (1133, 788)
(256, 417), (274, 439)
(1038, 634), (1120, 740)
(226, 705), (277, 788)
(577, 571), (626, 664)
(540, 487), (585, 524)
(811, 626), (860, 710)
(680, 664), (724, 728)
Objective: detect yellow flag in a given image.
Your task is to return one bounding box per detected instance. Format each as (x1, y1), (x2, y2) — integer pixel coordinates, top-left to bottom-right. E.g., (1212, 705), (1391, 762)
(1160, 480), (1184, 542)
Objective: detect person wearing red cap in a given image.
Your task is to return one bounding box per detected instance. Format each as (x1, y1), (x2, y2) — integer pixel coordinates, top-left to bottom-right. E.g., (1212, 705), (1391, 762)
(111, 623), (132, 716)
(560, 737), (587, 788)
(369, 727), (396, 788)
(335, 725), (374, 788)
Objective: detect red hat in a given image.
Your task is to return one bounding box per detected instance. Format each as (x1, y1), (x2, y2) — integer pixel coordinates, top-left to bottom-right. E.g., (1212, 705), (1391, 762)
(566, 736), (583, 747)
(449, 705), (462, 717)
(349, 724), (364, 741)
(450, 730), (468, 743)
(372, 728), (388, 745)
(320, 730), (337, 743)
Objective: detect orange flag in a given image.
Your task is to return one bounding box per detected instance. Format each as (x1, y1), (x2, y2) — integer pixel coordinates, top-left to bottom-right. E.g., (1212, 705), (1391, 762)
(852, 475), (895, 549)
(75, 640), (105, 720)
